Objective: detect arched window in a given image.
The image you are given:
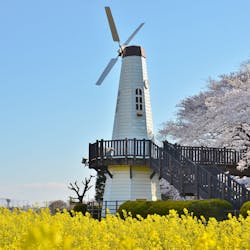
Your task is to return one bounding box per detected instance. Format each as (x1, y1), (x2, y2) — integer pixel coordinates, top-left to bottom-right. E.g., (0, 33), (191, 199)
(135, 89), (142, 95)
(135, 88), (143, 111)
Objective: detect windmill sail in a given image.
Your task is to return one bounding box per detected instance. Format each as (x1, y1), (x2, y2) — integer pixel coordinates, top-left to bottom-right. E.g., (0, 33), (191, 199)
(95, 7), (144, 86)
(96, 57), (118, 85)
(105, 7), (120, 43)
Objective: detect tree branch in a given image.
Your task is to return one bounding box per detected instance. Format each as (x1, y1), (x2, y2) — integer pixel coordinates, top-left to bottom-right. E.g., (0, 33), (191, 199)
(68, 175), (95, 203)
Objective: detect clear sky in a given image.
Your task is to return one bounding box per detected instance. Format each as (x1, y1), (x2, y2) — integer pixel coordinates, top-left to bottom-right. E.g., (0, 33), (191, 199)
(1, 0), (250, 205)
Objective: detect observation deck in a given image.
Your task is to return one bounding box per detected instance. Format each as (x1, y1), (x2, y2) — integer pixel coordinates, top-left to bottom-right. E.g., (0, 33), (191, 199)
(88, 139), (160, 171)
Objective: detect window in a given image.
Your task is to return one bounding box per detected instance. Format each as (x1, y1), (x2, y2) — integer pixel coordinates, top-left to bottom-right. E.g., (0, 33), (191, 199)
(135, 88), (143, 111)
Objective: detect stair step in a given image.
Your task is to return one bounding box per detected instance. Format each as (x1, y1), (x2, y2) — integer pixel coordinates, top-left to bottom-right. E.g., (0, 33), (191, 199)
(152, 141), (250, 208)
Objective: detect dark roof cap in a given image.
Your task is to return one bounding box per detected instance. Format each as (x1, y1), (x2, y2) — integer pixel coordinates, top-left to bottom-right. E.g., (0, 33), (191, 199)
(122, 46), (146, 58)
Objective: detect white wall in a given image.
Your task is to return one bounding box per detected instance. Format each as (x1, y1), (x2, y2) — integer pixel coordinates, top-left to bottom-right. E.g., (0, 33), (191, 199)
(112, 54), (154, 140)
(102, 165), (161, 202)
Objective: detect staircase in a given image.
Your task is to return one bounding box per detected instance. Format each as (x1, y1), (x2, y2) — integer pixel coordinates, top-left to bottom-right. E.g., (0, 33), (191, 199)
(88, 139), (250, 209)
(151, 141), (250, 209)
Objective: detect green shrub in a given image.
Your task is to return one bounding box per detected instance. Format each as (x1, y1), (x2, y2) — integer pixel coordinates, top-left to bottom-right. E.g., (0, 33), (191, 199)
(239, 201), (250, 218)
(187, 199), (233, 220)
(118, 201), (150, 219)
(73, 203), (87, 215)
(147, 200), (193, 216)
(118, 199), (233, 220)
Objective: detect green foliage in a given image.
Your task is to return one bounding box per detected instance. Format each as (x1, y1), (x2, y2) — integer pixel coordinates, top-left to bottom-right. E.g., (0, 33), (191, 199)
(119, 200), (151, 218)
(95, 170), (106, 202)
(147, 200), (193, 216)
(187, 199), (233, 220)
(239, 201), (250, 218)
(73, 203), (87, 215)
(118, 199), (233, 220)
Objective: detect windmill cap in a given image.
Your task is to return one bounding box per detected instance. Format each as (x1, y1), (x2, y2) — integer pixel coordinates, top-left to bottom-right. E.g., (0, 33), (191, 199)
(122, 46), (146, 58)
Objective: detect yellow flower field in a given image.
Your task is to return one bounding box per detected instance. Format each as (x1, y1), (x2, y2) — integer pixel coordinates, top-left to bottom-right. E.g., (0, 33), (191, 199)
(0, 207), (250, 250)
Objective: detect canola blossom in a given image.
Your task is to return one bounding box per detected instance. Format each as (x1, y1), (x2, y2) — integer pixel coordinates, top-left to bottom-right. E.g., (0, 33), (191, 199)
(0, 207), (250, 249)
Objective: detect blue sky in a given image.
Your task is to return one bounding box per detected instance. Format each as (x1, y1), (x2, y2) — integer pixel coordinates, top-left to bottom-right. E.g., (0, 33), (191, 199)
(1, 0), (250, 205)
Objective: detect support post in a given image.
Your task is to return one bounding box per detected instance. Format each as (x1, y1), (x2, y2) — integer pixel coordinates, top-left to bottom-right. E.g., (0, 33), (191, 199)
(115, 200), (118, 213)
(125, 138), (128, 164)
(143, 139), (146, 165)
(105, 201), (107, 217)
(200, 146), (204, 164)
(195, 165), (199, 199)
(133, 138), (136, 161)
(106, 169), (113, 179)
(224, 147), (227, 167)
(150, 171), (156, 179)
(89, 143), (92, 161)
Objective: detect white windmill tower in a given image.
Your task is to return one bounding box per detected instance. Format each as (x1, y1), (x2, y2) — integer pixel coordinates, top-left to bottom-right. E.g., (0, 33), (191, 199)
(91, 7), (161, 209)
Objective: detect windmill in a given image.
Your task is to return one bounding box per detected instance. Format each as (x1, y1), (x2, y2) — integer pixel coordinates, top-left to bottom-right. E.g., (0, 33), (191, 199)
(91, 7), (161, 210)
(96, 7), (144, 86)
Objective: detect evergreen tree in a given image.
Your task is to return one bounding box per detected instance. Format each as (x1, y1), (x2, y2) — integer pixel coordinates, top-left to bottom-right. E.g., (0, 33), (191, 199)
(94, 170), (106, 202)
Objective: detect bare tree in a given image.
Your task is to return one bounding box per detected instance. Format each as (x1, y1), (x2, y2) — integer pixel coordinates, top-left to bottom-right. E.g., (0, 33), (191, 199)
(68, 175), (94, 203)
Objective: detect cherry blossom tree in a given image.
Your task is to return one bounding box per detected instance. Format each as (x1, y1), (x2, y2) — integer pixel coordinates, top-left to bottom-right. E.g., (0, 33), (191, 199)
(159, 61), (250, 170)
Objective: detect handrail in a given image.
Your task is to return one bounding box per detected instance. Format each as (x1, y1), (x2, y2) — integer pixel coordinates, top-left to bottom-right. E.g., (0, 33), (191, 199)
(89, 139), (161, 161)
(89, 139), (244, 167)
(163, 141), (250, 208)
(88, 139), (249, 208)
(87, 200), (127, 218)
(167, 142), (244, 166)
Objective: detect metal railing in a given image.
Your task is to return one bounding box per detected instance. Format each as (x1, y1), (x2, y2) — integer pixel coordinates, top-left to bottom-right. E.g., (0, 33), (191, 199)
(87, 200), (126, 219)
(170, 143), (244, 166)
(89, 139), (243, 167)
(88, 139), (250, 208)
(163, 142), (250, 208)
(89, 139), (161, 162)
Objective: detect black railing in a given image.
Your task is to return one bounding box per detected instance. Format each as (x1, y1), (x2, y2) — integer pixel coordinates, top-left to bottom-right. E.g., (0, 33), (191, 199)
(171, 143), (244, 166)
(163, 142), (250, 208)
(89, 139), (244, 167)
(89, 139), (160, 162)
(87, 200), (126, 219)
(88, 139), (250, 208)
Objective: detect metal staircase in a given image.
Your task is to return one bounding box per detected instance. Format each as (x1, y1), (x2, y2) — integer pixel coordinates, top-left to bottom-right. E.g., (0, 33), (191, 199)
(88, 139), (250, 209)
(156, 141), (250, 209)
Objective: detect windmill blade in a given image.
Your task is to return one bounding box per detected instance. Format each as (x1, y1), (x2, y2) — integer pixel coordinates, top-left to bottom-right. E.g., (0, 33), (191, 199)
(96, 57), (118, 85)
(122, 23), (145, 46)
(105, 6), (120, 43)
